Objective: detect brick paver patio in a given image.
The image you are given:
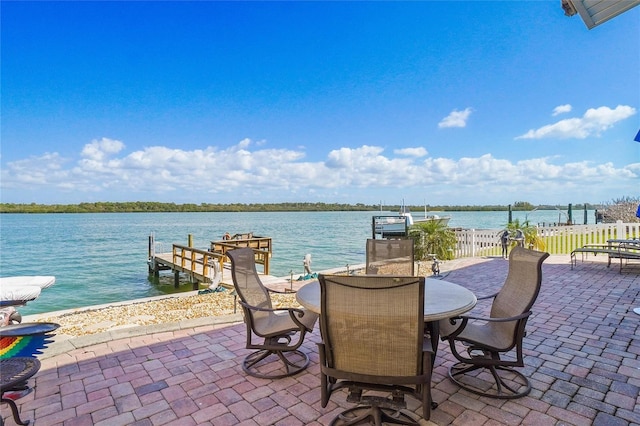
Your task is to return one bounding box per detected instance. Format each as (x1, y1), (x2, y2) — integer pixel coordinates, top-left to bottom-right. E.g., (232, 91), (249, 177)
(3, 254), (639, 425)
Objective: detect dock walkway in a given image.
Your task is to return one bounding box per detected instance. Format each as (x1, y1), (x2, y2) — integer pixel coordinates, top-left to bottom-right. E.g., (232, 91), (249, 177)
(148, 235), (274, 289)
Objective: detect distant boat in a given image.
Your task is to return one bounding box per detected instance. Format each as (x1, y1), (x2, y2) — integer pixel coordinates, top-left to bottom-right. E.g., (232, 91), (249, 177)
(372, 207), (450, 238)
(400, 206), (451, 227)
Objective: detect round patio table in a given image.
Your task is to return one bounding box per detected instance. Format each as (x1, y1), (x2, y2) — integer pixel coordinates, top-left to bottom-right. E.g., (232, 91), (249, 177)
(296, 278), (477, 322)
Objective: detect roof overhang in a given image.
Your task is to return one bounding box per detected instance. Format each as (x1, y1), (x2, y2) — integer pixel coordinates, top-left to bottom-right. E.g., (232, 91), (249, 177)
(562, 0), (640, 29)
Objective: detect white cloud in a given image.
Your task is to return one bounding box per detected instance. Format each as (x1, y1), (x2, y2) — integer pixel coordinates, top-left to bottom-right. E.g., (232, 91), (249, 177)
(552, 104), (572, 116)
(394, 147), (428, 157)
(438, 107), (473, 129)
(516, 105), (636, 139)
(325, 145), (385, 169)
(0, 153), (69, 187)
(80, 137), (125, 161)
(1, 138), (638, 204)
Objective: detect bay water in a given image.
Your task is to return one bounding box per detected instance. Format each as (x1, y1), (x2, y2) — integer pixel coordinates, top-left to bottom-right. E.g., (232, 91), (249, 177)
(0, 209), (591, 315)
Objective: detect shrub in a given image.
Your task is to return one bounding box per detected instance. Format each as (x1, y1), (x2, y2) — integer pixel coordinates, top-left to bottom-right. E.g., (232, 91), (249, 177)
(598, 197), (640, 223)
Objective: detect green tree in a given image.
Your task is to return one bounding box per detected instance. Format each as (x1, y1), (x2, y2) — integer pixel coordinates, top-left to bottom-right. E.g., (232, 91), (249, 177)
(408, 220), (457, 261)
(513, 201), (535, 210)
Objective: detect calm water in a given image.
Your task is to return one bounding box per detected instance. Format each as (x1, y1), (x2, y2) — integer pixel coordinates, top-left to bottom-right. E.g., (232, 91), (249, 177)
(0, 209), (591, 315)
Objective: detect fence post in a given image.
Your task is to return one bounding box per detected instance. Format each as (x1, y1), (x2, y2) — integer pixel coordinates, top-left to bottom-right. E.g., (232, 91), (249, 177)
(471, 229), (476, 257)
(616, 220), (624, 239)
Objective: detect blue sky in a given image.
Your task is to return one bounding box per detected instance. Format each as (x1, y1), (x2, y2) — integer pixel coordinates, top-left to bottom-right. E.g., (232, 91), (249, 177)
(1, 1), (638, 206)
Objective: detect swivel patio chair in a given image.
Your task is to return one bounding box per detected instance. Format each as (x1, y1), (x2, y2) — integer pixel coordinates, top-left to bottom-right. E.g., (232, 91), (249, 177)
(227, 248), (318, 379)
(317, 274), (432, 425)
(365, 238), (415, 276)
(440, 246), (549, 399)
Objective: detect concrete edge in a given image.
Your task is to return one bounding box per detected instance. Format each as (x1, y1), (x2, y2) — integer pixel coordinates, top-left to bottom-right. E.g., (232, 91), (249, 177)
(39, 313), (244, 359)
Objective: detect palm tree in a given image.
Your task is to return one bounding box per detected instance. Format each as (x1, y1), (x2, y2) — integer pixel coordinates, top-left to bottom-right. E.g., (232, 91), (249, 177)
(408, 220), (457, 261)
(505, 219), (546, 251)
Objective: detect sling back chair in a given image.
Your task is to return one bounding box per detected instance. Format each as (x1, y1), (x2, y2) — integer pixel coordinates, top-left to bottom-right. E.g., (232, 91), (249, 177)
(440, 246), (549, 399)
(317, 274), (432, 425)
(365, 238), (415, 276)
(227, 248), (318, 379)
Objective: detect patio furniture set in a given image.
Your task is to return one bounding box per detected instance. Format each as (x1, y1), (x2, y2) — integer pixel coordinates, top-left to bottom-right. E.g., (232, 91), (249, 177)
(0, 238), (551, 426)
(227, 239), (549, 425)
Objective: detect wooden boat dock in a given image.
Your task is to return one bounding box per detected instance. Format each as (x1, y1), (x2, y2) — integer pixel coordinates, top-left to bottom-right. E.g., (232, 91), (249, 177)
(147, 233), (364, 292)
(148, 234), (277, 289)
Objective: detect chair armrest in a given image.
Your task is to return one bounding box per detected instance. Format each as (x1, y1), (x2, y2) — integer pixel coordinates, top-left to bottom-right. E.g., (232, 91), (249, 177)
(238, 300), (312, 330)
(238, 300), (303, 316)
(619, 242), (640, 251)
(443, 311), (532, 339)
(285, 307), (314, 330)
(476, 291), (499, 301)
(458, 311), (531, 323)
(266, 287), (294, 295)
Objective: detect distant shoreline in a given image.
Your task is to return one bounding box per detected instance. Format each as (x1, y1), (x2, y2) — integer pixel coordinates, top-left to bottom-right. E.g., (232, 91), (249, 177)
(0, 201), (593, 214)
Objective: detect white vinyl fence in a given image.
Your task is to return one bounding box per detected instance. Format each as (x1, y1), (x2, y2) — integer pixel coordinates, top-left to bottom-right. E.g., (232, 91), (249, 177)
(454, 221), (640, 258)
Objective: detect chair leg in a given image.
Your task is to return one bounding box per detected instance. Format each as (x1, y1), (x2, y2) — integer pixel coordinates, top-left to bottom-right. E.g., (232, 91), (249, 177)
(448, 362), (531, 399)
(490, 366), (532, 398)
(330, 405), (418, 426)
(2, 397), (31, 425)
(242, 349), (310, 379)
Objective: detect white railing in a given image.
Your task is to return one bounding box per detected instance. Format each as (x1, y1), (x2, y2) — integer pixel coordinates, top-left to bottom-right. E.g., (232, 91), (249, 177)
(454, 221), (640, 257)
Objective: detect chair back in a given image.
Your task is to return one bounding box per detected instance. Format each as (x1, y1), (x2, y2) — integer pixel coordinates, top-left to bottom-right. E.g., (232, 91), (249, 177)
(227, 248), (272, 322)
(365, 238), (415, 276)
(490, 247), (550, 340)
(318, 274), (425, 378)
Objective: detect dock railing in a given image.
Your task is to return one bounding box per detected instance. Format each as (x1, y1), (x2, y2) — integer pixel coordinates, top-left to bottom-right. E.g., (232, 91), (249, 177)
(171, 244), (225, 284)
(211, 236), (272, 254)
(149, 234), (274, 288)
(210, 236), (272, 275)
(454, 221), (640, 258)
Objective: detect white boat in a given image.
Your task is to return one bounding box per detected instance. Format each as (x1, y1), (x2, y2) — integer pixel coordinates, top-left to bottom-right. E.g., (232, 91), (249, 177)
(401, 206), (451, 227)
(372, 207), (451, 238)
(373, 215), (408, 238)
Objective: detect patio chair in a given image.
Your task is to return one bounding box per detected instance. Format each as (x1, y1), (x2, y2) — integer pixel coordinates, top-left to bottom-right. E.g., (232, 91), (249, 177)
(227, 248), (318, 379)
(440, 246), (549, 399)
(365, 238), (415, 276)
(317, 274), (432, 425)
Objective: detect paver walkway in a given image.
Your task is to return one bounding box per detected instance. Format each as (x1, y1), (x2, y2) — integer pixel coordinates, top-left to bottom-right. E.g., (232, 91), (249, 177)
(2, 254), (639, 425)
